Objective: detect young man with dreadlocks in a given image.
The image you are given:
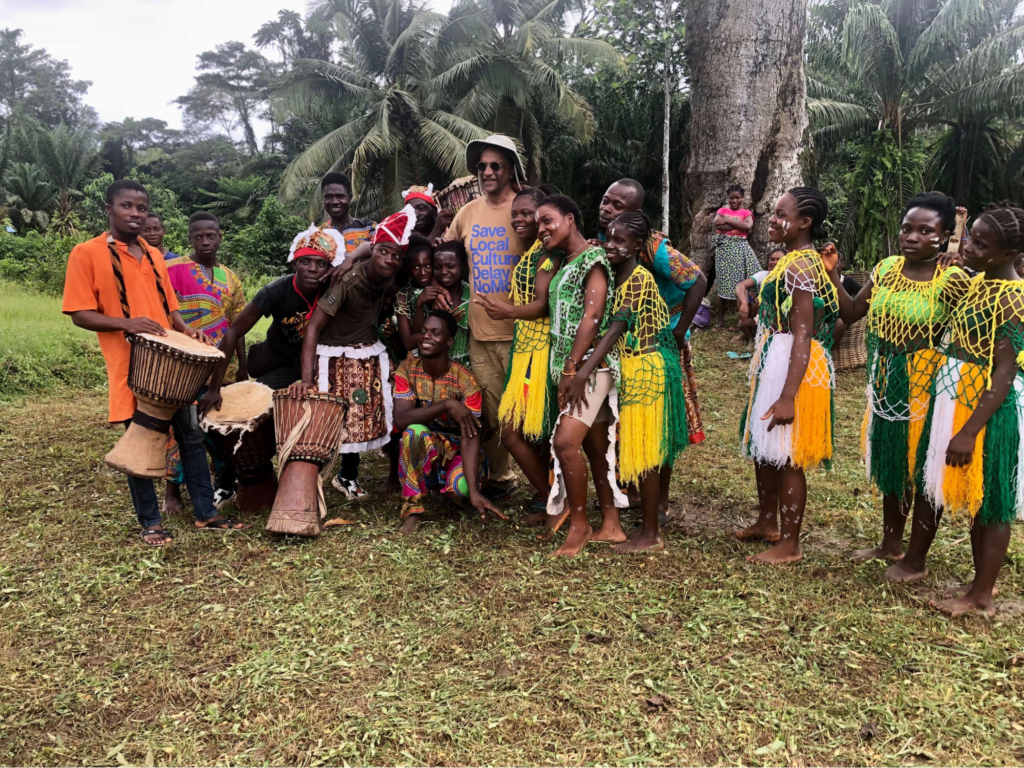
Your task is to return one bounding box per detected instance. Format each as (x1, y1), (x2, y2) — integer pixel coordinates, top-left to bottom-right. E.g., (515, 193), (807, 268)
(563, 211), (689, 552)
(879, 202), (1024, 617)
(737, 187), (839, 565)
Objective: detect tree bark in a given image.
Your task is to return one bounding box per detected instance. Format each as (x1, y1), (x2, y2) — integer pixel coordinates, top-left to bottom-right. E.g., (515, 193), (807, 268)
(661, 0), (672, 234)
(681, 0), (808, 269)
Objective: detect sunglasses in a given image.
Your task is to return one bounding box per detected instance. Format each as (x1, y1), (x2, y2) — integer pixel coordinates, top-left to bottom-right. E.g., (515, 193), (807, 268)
(476, 161), (507, 174)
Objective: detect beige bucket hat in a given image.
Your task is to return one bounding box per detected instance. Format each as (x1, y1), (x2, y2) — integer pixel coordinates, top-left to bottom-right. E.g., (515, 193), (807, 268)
(466, 134), (525, 185)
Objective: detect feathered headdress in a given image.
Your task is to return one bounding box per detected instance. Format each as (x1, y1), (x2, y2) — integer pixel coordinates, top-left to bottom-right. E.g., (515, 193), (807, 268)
(288, 224), (347, 267)
(372, 205), (417, 250)
(402, 183), (436, 208)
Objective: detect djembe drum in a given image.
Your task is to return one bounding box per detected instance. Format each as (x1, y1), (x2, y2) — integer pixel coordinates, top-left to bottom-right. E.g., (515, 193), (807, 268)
(436, 175), (482, 214)
(105, 330), (224, 478)
(201, 381), (278, 513)
(266, 390), (348, 537)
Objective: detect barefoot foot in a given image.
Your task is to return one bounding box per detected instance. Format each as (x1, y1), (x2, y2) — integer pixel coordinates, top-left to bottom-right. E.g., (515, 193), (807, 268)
(549, 524), (592, 557)
(376, 477), (401, 495)
(929, 594), (996, 618)
(398, 515), (421, 535)
(884, 560), (928, 583)
(520, 511), (548, 527)
(163, 482), (184, 515)
(591, 521), (628, 544)
(945, 581), (999, 598)
(732, 521), (780, 543)
(611, 536), (664, 554)
(746, 545), (802, 565)
(851, 545), (904, 563)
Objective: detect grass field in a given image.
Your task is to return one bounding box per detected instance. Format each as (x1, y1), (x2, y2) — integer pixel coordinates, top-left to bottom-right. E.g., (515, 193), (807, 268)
(1, 291), (1023, 766)
(0, 282), (107, 400)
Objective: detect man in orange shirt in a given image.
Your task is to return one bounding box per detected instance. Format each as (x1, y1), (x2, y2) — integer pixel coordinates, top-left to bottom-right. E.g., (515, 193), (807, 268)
(62, 180), (247, 546)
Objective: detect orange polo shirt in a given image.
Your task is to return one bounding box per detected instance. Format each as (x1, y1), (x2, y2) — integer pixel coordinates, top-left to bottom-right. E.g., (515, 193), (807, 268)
(62, 234), (180, 423)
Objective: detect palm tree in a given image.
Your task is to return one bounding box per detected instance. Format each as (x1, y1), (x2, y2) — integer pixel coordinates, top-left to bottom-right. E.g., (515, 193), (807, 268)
(199, 175), (271, 225)
(277, 0), (491, 215)
(433, 0), (623, 182)
(36, 125), (97, 235)
(4, 162), (54, 232)
(806, 0), (1024, 262)
(277, 0), (622, 213)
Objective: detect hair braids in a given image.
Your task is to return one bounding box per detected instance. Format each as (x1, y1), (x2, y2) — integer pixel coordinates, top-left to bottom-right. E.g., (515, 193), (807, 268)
(978, 201), (1024, 252)
(609, 211), (651, 244)
(788, 186), (829, 241)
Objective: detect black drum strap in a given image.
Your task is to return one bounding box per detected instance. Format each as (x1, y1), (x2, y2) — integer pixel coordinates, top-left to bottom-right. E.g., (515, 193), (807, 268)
(107, 238), (172, 324)
(131, 409), (173, 434)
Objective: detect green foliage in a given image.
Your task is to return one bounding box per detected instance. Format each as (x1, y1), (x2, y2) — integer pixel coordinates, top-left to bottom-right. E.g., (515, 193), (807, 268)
(0, 28), (97, 131)
(843, 131), (926, 268)
(3, 162), (53, 232)
(807, 0), (1024, 257)
(221, 195), (306, 279)
(199, 175), (271, 225)
(0, 229), (85, 295)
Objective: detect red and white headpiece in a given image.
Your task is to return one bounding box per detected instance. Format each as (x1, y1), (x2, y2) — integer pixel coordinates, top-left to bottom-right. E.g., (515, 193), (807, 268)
(372, 204), (417, 250)
(288, 224), (347, 267)
(402, 183), (436, 208)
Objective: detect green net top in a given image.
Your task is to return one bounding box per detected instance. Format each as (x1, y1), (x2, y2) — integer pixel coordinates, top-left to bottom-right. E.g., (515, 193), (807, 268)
(548, 245), (617, 384)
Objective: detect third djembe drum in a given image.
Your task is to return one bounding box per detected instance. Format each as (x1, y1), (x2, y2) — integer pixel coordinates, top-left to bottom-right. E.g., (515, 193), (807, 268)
(266, 390), (348, 537)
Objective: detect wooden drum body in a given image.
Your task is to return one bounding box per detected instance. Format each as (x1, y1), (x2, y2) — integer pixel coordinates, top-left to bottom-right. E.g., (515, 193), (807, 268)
(267, 390), (347, 537)
(202, 381), (277, 512)
(105, 331), (223, 478)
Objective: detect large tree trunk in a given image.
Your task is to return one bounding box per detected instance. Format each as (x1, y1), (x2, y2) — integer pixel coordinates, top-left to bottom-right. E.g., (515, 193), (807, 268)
(682, 0), (808, 270)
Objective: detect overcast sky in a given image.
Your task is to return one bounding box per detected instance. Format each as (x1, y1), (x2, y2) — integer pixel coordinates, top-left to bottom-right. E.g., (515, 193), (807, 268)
(2, 0), (317, 129)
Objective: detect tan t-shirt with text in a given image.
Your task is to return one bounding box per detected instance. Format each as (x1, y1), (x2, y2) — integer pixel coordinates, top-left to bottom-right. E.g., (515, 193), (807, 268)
(444, 196), (523, 342)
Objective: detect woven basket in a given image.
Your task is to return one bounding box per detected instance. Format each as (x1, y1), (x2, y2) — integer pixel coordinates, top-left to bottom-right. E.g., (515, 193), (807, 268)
(436, 175), (481, 213)
(833, 270), (870, 371)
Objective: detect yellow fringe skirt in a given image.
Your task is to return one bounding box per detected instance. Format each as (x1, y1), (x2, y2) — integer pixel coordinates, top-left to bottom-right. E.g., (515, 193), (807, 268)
(618, 353), (667, 487)
(498, 345), (551, 442)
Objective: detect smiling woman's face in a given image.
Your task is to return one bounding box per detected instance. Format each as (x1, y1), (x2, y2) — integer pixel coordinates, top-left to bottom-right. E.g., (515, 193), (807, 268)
(537, 204), (573, 252)
(511, 197), (540, 243)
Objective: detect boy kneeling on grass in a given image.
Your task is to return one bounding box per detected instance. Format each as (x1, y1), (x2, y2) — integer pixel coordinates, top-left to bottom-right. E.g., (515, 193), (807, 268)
(392, 311), (507, 534)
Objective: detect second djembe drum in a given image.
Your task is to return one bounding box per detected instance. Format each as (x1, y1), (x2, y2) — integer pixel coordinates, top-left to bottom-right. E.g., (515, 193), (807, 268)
(266, 390), (348, 537)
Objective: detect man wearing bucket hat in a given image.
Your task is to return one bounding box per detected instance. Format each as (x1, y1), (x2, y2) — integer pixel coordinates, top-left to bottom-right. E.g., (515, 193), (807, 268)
(444, 134), (528, 498)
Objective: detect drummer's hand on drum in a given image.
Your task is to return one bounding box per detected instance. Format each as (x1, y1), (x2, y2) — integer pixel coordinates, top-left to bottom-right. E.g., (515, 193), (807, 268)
(288, 380), (315, 400)
(198, 388), (222, 417)
(447, 399), (480, 438)
(470, 491), (508, 522)
(185, 328), (214, 346)
(122, 316), (167, 336)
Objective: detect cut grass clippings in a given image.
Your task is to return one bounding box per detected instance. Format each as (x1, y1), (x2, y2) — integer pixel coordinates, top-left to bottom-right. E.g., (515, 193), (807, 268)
(0, 315), (1022, 765)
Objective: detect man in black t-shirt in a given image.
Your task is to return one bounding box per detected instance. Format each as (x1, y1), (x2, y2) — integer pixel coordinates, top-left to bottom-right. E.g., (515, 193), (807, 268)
(199, 247), (332, 414)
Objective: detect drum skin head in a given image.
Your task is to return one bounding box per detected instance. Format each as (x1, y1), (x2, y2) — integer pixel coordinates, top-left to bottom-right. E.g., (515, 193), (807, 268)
(202, 381), (274, 430)
(138, 329), (224, 358)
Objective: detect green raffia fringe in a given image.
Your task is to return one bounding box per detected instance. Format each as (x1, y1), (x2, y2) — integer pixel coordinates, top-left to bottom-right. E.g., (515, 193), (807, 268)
(978, 392), (1020, 526)
(869, 352), (912, 497)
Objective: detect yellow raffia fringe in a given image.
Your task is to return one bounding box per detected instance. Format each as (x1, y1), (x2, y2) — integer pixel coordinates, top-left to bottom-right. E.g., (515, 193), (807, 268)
(619, 353), (666, 486)
(791, 340), (833, 470)
(860, 402), (871, 458)
(942, 365), (986, 518)
(498, 347), (549, 441)
(907, 348), (943, 477)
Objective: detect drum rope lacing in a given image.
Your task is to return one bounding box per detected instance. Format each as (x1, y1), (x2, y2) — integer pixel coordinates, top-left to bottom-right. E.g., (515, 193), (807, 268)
(277, 400), (349, 521)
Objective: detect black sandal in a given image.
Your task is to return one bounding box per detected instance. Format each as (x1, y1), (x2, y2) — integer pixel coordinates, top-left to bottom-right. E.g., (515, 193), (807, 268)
(140, 526), (174, 547)
(195, 516), (250, 531)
